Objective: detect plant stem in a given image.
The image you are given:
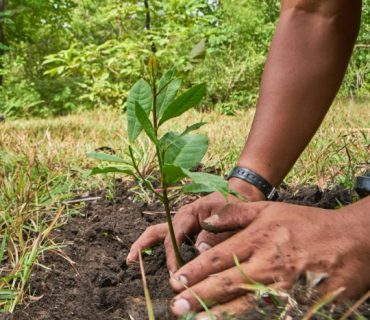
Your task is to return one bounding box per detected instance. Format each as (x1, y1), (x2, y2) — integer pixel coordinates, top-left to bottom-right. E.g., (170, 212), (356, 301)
(162, 183), (184, 267)
(150, 71), (183, 267)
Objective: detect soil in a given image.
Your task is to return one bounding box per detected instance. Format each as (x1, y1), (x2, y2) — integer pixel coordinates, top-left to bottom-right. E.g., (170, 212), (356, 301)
(7, 182), (369, 320)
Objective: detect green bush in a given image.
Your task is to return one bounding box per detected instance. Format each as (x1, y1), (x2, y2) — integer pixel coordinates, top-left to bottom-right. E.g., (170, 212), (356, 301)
(0, 0), (369, 118)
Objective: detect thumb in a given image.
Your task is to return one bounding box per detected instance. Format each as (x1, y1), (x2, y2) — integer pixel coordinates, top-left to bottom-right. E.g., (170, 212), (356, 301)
(201, 202), (271, 233)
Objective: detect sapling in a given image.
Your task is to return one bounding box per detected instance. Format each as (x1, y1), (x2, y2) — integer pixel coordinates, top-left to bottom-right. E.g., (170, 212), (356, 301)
(87, 56), (238, 267)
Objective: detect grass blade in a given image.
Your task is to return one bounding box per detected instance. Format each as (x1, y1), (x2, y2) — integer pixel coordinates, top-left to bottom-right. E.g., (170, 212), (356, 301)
(302, 287), (345, 320)
(138, 250), (155, 320)
(0, 231), (8, 263)
(339, 290), (370, 320)
(172, 277), (216, 320)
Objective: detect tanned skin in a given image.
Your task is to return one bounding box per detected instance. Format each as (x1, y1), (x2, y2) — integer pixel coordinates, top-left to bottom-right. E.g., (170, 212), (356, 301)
(127, 0), (369, 318)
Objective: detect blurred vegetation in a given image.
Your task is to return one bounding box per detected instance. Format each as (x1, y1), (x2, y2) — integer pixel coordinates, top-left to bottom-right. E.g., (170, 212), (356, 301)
(0, 0), (369, 118)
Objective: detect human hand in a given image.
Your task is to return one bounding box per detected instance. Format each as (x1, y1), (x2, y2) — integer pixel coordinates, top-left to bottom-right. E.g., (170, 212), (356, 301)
(126, 178), (265, 272)
(169, 200), (370, 319)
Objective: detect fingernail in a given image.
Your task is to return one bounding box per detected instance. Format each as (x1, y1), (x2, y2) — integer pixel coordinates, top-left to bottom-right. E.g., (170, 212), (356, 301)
(126, 254), (134, 265)
(197, 316), (211, 320)
(171, 298), (191, 315)
(204, 214), (219, 225)
(170, 274), (188, 291)
(196, 242), (211, 253)
(176, 275), (188, 286)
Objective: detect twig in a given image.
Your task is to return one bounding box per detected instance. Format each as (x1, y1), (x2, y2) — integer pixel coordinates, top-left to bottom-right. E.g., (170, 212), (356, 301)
(62, 196), (101, 205)
(142, 210), (176, 216)
(339, 290), (370, 320)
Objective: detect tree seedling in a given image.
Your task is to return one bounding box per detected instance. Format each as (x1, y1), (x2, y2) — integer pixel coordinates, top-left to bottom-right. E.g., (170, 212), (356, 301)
(87, 56), (237, 267)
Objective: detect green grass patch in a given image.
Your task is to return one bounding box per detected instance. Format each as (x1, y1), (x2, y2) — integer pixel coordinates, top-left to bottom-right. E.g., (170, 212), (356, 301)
(0, 98), (369, 313)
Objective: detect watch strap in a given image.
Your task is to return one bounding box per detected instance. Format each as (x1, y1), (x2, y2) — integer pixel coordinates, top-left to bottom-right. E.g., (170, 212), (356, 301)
(227, 166), (278, 201)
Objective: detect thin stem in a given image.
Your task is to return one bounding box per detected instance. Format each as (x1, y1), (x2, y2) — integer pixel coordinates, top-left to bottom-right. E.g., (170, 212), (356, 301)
(151, 71), (183, 267)
(162, 182), (184, 267)
(155, 77), (173, 97)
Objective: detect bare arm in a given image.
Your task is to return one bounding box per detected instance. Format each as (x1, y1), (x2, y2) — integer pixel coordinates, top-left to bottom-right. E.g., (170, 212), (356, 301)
(234, 0), (362, 189)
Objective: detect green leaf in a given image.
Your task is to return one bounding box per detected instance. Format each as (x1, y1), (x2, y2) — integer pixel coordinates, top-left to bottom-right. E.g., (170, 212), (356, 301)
(189, 39), (206, 62)
(157, 69), (181, 117)
(162, 165), (231, 196)
(182, 169), (231, 196)
(0, 43), (10, 51)
(163, 164), (187, 184)
(86, 152), (131, 164)
(158, 79), (181, 117)
(160, 131), (180, 149)
(181, 122), (207, 136)
(182, 182), (215, 194)
(89, 166), (134, 176)
(158, 83), (206, 126)
(163, 133), (208, 169)
(141, 248), (153, 256)
(134, 102), (159, 146)
(127, 79), (152, 142)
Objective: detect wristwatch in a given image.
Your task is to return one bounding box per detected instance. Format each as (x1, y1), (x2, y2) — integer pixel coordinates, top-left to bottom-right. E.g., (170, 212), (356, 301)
(227, 166), (279, 201)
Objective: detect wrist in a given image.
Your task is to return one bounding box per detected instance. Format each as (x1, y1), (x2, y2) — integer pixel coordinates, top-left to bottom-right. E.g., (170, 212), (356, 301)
(236, 159), (282, 188)
(228, 177), (266, 202)
(339, 197), (370, 243)
(227, 165), (278, 201)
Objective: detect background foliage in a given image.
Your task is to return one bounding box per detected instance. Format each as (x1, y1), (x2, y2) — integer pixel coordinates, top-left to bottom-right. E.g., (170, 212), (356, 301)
(0, 0), (369, 118)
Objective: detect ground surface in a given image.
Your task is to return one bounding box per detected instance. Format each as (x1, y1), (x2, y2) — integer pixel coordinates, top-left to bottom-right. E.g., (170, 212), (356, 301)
(1, 101), (369, 313)
(8, 182), (370, 320)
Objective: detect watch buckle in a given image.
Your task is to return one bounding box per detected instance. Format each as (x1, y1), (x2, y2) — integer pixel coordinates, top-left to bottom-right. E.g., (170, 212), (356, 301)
(267, 187), (277, 200)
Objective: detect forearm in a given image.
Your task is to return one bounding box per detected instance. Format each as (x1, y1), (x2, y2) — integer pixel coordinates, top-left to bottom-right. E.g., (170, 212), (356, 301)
(236, 0), (362, 188)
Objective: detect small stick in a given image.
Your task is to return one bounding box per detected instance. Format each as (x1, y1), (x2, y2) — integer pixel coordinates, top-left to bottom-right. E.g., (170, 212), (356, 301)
(62, 196), (101, 205)
(142, 210), (176, 216)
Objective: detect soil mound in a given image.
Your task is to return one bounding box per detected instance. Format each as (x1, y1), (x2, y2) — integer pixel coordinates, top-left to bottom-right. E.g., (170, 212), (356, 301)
(10, 183), (364, 320)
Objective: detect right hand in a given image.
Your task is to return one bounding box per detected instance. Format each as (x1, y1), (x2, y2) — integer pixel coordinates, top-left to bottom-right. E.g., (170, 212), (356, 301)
(126, 178), (265, 272)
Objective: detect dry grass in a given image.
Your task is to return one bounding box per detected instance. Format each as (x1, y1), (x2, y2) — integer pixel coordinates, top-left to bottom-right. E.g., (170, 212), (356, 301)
(0, 98), (369, 313)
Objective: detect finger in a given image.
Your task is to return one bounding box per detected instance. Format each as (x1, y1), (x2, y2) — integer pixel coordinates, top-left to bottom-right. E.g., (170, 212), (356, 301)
(195, 295), (255, 320)
(195, 230), (235, 253)
(170, 260), (279, 316)
(202, 202), (271, 233)
(170, 230), (255, 292)
(126, 223), (167, 264)
(316, 276), (349, 300)
(195, 282), (291, 320)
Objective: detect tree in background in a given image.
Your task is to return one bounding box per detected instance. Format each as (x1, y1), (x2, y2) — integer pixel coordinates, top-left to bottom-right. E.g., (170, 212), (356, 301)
(0, 0), (369, 119)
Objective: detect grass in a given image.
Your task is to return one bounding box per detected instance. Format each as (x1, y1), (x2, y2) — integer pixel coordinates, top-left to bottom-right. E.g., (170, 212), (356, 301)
(0, 98), (369, 314)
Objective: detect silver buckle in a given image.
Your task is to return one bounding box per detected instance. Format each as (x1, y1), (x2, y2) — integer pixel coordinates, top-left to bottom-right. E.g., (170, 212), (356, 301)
(267, 187), (277, 200)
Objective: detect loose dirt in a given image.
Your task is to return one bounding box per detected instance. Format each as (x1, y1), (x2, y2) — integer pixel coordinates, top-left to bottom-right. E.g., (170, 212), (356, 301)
(9, 182), (369, 320)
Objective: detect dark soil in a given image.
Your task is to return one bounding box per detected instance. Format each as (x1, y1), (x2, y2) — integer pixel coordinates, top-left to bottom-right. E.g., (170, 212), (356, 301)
(8, 183), (369, 320)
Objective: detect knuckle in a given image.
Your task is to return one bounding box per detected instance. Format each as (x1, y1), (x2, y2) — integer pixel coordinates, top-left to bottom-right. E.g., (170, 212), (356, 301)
(145, 225), (157, 234)
(164, 236), (172, 248)
(220, 276), (235, 294)
(176, 203), (195, 217)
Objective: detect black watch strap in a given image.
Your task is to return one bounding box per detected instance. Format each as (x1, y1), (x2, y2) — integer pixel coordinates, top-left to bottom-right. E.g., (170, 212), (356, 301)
(227, 166), (278, 201)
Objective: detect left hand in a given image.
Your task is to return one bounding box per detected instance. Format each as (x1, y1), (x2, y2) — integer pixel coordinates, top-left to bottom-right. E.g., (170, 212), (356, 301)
(168, 201), (370, 319)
